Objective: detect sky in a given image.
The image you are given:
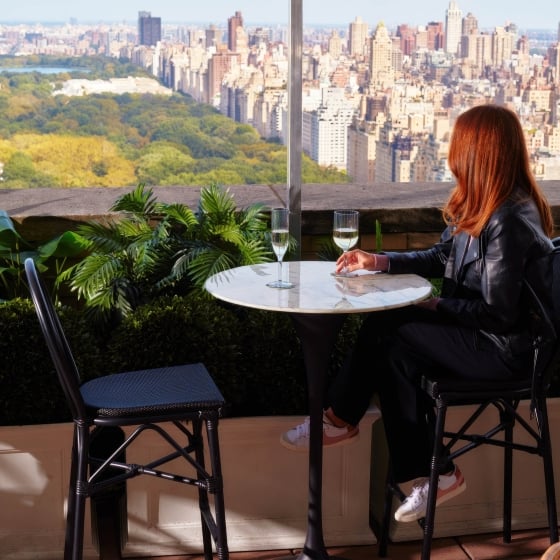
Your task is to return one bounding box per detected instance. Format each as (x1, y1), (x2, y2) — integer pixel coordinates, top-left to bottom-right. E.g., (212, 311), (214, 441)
(1, 0), (559, 31)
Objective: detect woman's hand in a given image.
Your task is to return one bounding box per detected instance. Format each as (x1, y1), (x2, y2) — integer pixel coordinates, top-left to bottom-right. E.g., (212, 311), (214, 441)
(335, 249), (389, 274)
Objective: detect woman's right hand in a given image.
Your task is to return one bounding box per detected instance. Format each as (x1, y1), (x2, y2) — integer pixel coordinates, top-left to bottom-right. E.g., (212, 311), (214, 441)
(335, 249), (388, 274)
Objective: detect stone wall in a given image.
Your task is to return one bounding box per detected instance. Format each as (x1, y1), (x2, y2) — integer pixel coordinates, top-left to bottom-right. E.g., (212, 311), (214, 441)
(2, 181), (560, 257)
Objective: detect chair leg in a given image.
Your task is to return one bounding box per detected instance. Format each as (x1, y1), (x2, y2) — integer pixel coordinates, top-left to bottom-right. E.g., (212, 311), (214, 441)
(64, 433), (79, 560)
(205, 416), (229, 560)
(503, 409), (514, 543)
(193, 418), (214, 560)
(65, 425), (89, 560)
(422, 404), (447, 560)
(539, 402), (559, 544)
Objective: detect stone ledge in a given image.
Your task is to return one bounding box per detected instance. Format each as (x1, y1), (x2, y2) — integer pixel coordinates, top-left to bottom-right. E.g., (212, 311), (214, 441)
(3, 181), (560, 249)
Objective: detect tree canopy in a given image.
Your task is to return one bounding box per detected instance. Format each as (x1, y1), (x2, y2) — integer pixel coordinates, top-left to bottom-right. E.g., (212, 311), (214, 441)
(0, 55), (348, 188)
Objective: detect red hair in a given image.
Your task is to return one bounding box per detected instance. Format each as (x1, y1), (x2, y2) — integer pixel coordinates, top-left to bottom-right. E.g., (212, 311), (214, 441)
(444, 104), (553, 237)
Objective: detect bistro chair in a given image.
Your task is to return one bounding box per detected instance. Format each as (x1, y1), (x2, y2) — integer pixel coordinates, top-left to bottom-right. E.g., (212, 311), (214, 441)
(24, 258), (229, 560)
(374, 247), (560, 560)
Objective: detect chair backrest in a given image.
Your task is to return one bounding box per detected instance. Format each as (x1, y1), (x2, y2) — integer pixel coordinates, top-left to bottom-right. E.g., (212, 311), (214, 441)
(24, 258), (87, 421)
(524, 242), (560, 426)
(549, 237), (560, 332)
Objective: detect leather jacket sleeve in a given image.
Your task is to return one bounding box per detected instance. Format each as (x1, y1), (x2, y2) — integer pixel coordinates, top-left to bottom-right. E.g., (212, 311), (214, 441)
(383, 226), (453, 278)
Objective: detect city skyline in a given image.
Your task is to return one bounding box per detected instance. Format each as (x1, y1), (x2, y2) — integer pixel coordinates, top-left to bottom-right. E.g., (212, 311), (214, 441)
(1, 0), (558, 31)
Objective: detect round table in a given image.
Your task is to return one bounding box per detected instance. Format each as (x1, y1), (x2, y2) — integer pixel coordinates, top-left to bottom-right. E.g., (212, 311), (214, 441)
(205, 261), (433, 560)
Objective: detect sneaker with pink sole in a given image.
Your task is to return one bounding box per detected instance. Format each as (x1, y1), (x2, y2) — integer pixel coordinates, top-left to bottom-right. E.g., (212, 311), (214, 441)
(280, 412), (359, 451)
(394, 465), (466, 523)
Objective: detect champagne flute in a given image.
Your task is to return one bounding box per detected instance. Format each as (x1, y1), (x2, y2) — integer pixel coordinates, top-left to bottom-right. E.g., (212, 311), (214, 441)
(267, 208), (294, 289)
(333, 210), (359, 277)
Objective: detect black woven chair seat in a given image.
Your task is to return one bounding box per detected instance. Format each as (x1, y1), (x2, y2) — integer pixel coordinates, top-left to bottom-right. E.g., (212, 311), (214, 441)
(81, 364), (225, 419)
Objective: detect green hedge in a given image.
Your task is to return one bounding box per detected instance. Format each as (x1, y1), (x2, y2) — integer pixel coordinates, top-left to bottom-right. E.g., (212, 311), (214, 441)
(0, 299), (103, 425)
(0, 295), (363, 425)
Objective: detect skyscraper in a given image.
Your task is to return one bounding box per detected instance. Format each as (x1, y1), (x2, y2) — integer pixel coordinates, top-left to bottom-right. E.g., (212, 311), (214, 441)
(228, 11), (244, 52)
(205, 25), (221, 49)
(304, 88), (355, 171)
(445, 1), (462, 55)
(349, 16), (369, 58)
(138, 11), (161, 46)
(369, 22), (394, 89)
(462, 12), (478, 36)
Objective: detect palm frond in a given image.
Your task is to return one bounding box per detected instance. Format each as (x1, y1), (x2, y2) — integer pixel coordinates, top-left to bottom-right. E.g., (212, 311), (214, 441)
(199, 183), (237, 216)
(188, 249), (237, 288)
(238, 239), (274, 264)
(69, 254), (126, 301)
(210, 223), (246, 246)
(76, 220), (145, 252)
(110, 183), (159, 216)
(237, 203), (269, 231)
(162, 203), (198, 229)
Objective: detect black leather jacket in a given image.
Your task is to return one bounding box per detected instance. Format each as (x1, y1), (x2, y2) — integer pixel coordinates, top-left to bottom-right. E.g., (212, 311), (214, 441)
(385, 193), (554, 366)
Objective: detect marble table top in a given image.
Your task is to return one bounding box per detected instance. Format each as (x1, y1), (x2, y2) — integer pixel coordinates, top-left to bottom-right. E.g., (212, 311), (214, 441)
(204, 261), (433, 314)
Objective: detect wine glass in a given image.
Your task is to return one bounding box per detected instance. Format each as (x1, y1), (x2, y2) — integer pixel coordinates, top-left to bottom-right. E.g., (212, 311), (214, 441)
(267, 208), (294, 289)
(333, 210), (359, 277)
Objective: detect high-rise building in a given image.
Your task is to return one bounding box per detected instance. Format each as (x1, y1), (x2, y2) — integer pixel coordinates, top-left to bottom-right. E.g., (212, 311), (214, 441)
(138, 11), (161, 47)
(475, 33), (493, 72)
(349, 16), (369, 58)
(328, 30), (342, 59)
(492, 26), (515, 69)
(303, 88), (355, 170)
(347, 116), (383, 183)
(397, 25), (416, 57)
(369, 22), (394, 89)
(549, 44), (560, 86)
(462, 12), (478, 37)
(205, 25), (221, 50)
(208, 51), (241, 104)
(426, 22), (445, 51)
(228, 11), (243, 52)
(445, 1), (462, 55)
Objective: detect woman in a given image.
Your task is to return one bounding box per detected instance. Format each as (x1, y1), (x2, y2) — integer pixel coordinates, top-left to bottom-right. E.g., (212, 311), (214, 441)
(281, 104), (555, 522)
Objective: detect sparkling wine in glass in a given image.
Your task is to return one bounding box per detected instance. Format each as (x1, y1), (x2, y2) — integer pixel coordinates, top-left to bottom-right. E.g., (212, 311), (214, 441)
(267, 208), (294, 289)
(333, 210), (359, 276)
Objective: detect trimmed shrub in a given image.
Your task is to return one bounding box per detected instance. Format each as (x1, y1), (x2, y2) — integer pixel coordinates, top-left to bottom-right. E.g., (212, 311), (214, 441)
(0, 294), (364, 425)
(0, 299), (103, 425)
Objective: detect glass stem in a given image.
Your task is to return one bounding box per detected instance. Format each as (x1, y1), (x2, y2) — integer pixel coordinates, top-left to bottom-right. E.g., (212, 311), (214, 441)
(278, 259), (283, 283)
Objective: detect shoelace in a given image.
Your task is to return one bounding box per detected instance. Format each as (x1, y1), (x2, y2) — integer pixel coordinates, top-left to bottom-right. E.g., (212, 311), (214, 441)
(405, 478), (429, 506)
(292, 417), (311, 438)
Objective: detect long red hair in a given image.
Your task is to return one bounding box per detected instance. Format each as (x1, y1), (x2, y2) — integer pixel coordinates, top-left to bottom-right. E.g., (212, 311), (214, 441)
(444, 104), (553, 237)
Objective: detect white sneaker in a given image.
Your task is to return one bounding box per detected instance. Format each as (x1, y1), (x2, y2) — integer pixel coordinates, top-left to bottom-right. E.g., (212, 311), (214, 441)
(394, 465), (466, 523)
(280, 412), (359, 451)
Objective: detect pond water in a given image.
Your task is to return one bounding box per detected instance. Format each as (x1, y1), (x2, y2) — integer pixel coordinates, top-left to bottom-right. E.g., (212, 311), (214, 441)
(0, 66), (90, 74)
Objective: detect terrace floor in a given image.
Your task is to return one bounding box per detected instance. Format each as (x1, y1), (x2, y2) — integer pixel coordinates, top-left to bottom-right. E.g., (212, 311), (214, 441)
(126, 527), (558, 560)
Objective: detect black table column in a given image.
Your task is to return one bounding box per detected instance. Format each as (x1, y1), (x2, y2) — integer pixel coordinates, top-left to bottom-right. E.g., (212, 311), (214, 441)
(291, 313), (346, 560)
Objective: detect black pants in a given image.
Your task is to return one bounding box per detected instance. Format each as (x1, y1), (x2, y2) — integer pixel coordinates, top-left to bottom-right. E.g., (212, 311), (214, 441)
(327, 306), (527, 483)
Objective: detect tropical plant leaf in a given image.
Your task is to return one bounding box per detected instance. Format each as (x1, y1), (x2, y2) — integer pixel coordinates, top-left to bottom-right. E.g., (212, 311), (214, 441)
(37, 231), (91, 259)
(0, 210), (27, 248)
(162, 203), (198, 228)
(110, 183), (159, 216)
